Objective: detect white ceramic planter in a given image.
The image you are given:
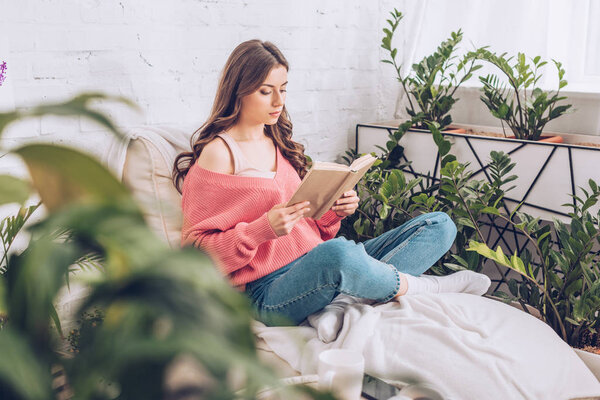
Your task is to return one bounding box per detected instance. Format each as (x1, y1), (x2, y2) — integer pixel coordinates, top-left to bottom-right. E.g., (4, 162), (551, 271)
(356, 120), (600, 223)
(574, 348), (600, 382)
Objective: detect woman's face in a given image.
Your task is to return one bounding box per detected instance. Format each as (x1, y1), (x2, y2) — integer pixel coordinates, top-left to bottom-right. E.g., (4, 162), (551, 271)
(239, 64), (288, 126)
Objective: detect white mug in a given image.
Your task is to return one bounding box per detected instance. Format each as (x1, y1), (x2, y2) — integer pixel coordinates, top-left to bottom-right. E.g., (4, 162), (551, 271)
(317, 349), (365, 400)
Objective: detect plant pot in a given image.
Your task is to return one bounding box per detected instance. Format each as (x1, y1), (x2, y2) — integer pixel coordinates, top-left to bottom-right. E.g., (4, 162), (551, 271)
(355, 120), (600, 223)
(574, 348), (600, 382)
(507, 135), (564, 144)
(537, 135), (563, 144)
(443, 127), (467, 134)
(412, 126), (467, 134)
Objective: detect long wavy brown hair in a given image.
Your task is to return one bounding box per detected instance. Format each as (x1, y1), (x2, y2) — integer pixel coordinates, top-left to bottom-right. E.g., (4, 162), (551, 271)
(173, 40), (308, 193)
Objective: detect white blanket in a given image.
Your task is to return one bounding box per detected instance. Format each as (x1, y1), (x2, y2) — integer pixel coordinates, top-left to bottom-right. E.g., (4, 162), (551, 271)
(253, 293), (600, 400)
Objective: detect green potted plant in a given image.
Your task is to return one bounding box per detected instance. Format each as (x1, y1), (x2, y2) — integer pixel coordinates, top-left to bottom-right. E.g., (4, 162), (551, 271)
(359, 12), (600, 224)
(0, 94), (332, 400)
(376, 8), (483, 172)
(381, 9), (481, 134)
(468, 48), (572, 142)
(356, 8), (485, 197)
(340, 149), (518, 277)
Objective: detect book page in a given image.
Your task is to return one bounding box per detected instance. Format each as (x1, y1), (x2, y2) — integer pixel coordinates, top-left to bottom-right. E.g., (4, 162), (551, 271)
(350, 153), (377, 171)
(312, 161), (350, 171)
(286, 168), (349, 219)
(319, 155), (377, 217)
(286, 154), (377, 220)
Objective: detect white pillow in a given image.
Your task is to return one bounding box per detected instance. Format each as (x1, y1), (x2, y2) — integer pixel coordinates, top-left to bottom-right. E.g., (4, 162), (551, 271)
(122, 136), (183, 249)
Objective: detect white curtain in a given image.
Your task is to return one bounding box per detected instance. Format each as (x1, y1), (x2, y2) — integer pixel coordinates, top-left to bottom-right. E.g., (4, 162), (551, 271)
(391, 0), (600, 134)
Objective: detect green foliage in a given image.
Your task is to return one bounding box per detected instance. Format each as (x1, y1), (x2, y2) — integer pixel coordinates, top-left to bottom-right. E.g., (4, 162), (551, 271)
(356, 10), (585, 350)
(468, 179), (600, 347)
(381, 9), (482, 132)
(428, 121), (456, 168)
(379, 8), (482, 186)
(67, 308), (104, 353)
(0, 328), (52, 399)
(415, 151), (516, 274)
(0, 95), (331, 399)
(468, 49), (572, 140)
(340, 149), (517, 276)
(0, 203), (40, 274)
(341, 166), (421, 242)
(344, 122), (599, 348)
(0, 176), (31, 206)
(16, 144), (133, 212)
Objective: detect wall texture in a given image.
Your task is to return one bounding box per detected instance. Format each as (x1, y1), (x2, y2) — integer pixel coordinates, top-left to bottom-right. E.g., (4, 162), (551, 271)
(0, 0), (403, 172)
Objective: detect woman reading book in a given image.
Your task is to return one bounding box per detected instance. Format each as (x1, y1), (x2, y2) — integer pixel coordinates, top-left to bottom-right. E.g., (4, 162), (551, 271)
(173, 40), (491, 332)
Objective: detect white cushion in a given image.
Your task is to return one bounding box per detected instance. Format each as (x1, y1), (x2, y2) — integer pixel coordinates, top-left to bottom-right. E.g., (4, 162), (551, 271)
(122, 134), (184, 249)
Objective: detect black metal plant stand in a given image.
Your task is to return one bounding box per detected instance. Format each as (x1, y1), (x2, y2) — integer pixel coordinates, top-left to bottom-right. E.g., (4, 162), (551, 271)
(355, 123), (600, 294)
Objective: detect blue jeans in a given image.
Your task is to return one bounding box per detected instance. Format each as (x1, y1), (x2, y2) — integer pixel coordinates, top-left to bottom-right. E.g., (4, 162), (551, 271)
(245, 212), (457, 326)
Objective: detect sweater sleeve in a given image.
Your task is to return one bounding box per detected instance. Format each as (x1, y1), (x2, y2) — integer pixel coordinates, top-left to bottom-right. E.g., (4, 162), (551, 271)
(313, 210), (343, 240)
(183, 212), (279, 275)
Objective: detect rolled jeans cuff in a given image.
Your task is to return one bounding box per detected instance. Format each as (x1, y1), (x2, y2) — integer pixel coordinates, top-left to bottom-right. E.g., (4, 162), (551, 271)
(379, 263), (401, 303)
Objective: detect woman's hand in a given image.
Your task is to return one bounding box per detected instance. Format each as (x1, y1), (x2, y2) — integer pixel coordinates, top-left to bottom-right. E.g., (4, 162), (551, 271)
(267, 201), (311, 237)
(331, 190), (359, 218)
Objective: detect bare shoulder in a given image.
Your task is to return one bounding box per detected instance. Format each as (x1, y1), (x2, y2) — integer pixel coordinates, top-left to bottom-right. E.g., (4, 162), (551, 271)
(196, 137), (234, 175)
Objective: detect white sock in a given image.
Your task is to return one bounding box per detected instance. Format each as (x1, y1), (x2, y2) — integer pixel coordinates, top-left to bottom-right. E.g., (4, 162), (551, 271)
(403, 270), (491, 296)
(307, 294), (372, 343)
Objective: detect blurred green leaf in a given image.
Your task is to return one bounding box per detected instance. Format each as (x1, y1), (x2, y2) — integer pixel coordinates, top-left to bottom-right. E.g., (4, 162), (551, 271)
(0, 277), (6, 315)
(15, 144), (132, 212)
(0, 91), (315, 399)
(8, 238), (80, 336)
(0, 328), (53, 400)
(0, 175), (31, 206)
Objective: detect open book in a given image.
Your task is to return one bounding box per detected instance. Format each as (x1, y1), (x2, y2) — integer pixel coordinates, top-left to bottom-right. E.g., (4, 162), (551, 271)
(286, 154), (377, 219)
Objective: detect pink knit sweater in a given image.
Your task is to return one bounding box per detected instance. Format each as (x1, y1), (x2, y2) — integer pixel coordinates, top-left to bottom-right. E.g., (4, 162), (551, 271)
(181, 146), (343, 287)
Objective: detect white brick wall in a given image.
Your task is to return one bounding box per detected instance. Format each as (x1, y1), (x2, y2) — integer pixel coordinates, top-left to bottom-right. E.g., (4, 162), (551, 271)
(1, 0), (404, 167)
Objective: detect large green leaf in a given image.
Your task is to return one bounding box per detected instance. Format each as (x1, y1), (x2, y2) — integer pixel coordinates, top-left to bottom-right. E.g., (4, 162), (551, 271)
(36, 203), (151, 276)
(467, 241), (511, 269)
(14, 144), (132, 212)
(0, 328), (53, 400)
(7, 238), (81, 336)
(0, 277), (6, 315)
(0, 175), (31, 206)
(65, 250), (273, 399)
